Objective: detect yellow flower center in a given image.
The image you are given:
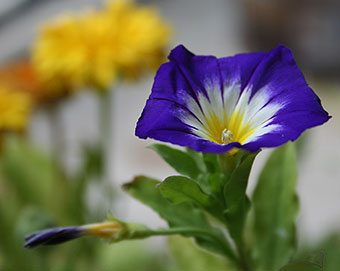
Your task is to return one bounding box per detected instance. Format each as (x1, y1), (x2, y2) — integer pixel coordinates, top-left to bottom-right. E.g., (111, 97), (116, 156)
(202, 108), (257, 145)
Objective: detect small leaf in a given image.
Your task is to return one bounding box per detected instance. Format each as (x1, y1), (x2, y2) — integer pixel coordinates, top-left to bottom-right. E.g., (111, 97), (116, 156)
(149, 144), (202, 179)
(252, 143), (298, 271)
(158, 176), (211, 206)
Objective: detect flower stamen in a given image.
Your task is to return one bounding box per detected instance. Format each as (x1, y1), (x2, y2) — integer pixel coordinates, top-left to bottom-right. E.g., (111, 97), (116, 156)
(221, 128), (233, 144)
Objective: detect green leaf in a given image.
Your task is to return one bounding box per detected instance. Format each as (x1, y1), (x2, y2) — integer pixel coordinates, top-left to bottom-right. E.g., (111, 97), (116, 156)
(149, 144), (202, 179)
(280, 253), (324, 271)
(185, 148), (207, 173)
(159, 175), (224, 221)
(158, 176), (212, 206)
(299, 233), (340, 271)
(203, 153), (221, 173)
(252, 143), (298, 271)
(223, 152), (257, 243)
(123, 176), (234, 258)
(305, 252), (324, 267)
(319, 236), (340, 271)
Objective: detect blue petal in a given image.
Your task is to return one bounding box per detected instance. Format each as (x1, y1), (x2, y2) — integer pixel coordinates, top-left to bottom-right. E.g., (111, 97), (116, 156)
(24, 226), (84, 248)
(237, 45), (331, 151)
(136, 44), (330, 153)
(218, 51), (266, 92)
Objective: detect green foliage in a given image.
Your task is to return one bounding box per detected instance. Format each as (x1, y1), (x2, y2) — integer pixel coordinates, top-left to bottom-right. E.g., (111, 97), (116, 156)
(150, 144), (202, 179)
(298, 234), (340, 271)
(252, 143), (298, 271)
(0, 135), (166, 271)
(158, 175), (213, 206)
(0, 135), (63, 211)
(280, 252), (324, 271)
(123, 176), (235, 258)
(223, 152), (257, 245)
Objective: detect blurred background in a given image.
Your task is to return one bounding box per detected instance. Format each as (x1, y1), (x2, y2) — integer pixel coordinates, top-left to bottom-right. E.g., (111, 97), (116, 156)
(0, 0), (339, 270)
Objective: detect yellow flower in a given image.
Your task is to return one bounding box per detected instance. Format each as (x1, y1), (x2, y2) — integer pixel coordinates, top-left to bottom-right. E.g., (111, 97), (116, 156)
(32, 0), (171, 91)
(0, 84), (32, 132)
(103, 0), (171, 80)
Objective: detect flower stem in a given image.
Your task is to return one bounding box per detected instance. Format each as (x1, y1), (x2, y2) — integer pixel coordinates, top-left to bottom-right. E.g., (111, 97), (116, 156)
(47, 102), (65, 171)
(236, 241), (251, 271)
(98, 87), (115, 205)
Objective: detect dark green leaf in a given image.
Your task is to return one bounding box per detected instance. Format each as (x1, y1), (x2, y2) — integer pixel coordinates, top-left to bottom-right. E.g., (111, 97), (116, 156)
(149, 144), (202, 179)
(252, 143), (298, 270)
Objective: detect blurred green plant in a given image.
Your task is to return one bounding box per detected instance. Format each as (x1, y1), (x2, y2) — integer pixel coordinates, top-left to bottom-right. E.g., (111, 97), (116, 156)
(0, 135), (167, 271)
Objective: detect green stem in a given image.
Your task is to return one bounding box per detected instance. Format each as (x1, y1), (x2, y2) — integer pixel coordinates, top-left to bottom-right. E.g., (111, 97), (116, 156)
(236, 241), (251, 271)
(47, 102), (65, 172)
(98, 88), (115, 204)
(218, 153), (237, 175)
(99, 90), (111, 179)
(139, 227), (238, 264)
(218, 152), (256, 270)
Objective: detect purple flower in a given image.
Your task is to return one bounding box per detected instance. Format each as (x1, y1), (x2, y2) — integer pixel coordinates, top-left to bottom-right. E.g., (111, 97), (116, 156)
(136, 45), (330, 153)
(24, 221), (123, 248)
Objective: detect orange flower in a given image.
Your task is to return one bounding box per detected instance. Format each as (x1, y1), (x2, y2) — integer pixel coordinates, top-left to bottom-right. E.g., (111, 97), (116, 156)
(0, 60), (69, 104)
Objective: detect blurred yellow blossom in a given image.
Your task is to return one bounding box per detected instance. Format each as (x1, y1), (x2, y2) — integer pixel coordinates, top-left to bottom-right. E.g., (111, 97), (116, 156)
(32, 0), (171, 91)
(0, 84), (32, 132)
